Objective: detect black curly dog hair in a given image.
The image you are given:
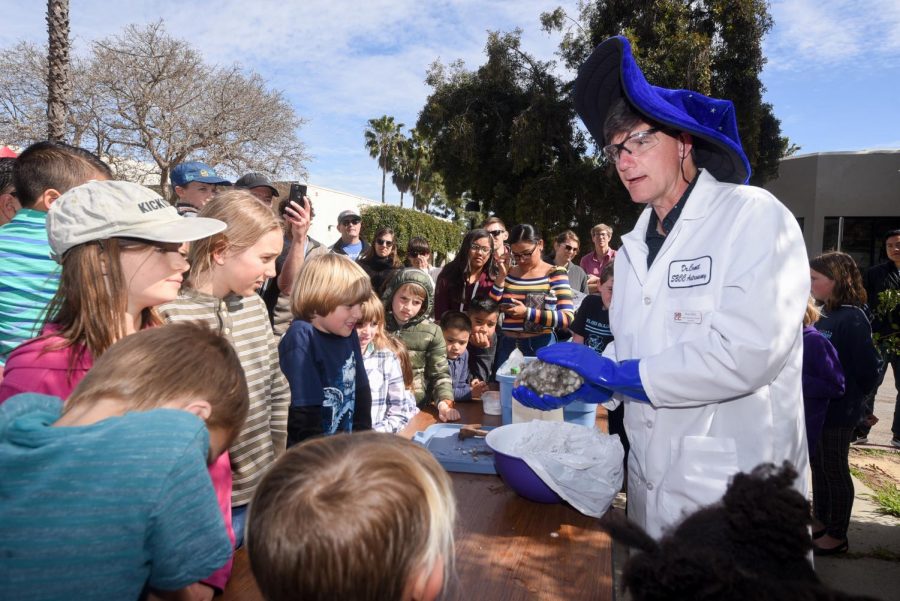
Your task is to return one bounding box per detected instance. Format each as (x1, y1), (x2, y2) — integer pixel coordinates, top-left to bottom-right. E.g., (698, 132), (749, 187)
(600, 462), (879, 601)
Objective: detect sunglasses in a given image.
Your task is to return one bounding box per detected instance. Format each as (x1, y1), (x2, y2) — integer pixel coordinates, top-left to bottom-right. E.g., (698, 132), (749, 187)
(408, 250), (429, 257)
(561, 244), (579, 253)
(340, 217), (361, 226)
(487, 229), (505, 237)
(375, 238), (394, 248)
(470, 243), (492, 255)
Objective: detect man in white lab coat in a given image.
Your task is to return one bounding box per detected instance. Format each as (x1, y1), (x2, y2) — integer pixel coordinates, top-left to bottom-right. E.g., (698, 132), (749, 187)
(513, 36), (810, 539)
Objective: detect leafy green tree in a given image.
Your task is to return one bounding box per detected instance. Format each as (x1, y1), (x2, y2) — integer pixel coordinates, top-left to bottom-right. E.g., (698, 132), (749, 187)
(418, 31), (637, 245)
(364, 115), (405, 204)
(542, 0), (793, 184)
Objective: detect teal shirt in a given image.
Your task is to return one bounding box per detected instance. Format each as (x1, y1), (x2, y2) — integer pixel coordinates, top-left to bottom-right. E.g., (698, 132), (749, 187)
(0, 209), (60, 365)
(0, 394), (232, 600)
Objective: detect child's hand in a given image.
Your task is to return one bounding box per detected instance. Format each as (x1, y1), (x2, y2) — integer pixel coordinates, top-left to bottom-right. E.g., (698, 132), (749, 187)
(437, 401), (460, 422)
(470, 331), (492, 348)
(471, 379), (489, 399)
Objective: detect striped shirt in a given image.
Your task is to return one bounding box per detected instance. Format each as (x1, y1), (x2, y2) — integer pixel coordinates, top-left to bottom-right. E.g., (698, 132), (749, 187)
(0, 209), (60, 365)
(159, 289), (290, 507)
(489, 267), (574, 334)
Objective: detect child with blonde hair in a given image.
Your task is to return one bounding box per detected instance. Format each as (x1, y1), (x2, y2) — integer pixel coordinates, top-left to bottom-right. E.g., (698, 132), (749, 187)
(247, 432), (455, 601)
(356, 291), (419, 433)
(0, 322), (248, 600)
(801, 296), (844, 457)
(279, 253), (373, 446)
(159, 189), (290, 549)
(0, 180), (235, 596)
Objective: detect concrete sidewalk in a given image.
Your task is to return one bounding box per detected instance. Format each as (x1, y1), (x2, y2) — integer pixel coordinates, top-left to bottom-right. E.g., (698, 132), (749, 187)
(816, 365), (900, 600)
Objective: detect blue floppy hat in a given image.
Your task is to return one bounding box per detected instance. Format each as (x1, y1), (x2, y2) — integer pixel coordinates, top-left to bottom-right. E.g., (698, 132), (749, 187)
(574, 36), (751, 185)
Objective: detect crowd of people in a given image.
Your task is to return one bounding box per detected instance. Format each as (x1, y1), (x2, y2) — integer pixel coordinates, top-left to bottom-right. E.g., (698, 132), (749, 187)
(0, 34), (897, 601)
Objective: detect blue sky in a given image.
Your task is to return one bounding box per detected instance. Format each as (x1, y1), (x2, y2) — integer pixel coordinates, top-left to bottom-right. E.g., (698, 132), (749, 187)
(2, 0), (898, 203)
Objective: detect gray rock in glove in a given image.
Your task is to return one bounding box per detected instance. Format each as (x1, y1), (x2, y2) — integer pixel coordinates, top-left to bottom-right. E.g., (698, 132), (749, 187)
(516, 360), (584, 397)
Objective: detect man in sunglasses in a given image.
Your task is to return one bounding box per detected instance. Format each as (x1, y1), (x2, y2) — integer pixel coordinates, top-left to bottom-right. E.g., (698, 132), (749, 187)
(514, 36), (810, 540)
(330, 208), (369, 261)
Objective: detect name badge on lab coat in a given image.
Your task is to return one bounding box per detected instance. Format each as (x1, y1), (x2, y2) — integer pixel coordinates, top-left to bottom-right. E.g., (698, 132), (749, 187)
(667, 256), (712, 289)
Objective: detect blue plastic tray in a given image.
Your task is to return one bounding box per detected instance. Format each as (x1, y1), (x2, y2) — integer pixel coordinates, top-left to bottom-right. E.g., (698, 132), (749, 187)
(413, 424), (497, 475)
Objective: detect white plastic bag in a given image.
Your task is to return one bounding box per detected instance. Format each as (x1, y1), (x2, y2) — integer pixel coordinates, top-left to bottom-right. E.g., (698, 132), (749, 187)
(497, 347), (525, 376)
(514, 420), (624, 517)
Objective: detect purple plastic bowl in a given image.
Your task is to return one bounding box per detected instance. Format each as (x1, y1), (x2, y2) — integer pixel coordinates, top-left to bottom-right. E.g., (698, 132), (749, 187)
(485, 423), (563, 504)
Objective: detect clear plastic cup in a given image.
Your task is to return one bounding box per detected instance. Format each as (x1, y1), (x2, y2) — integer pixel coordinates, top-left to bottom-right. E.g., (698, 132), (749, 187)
(482, 390), (501, 415)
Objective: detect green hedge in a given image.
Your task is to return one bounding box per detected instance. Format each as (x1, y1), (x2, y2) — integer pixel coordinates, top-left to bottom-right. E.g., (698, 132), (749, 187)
(360, 205), (464, 264)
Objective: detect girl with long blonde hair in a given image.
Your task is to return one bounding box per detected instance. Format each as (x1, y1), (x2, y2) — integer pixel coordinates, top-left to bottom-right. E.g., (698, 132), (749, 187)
(356, 291), (419, 433)
(158, 189), (290, 550)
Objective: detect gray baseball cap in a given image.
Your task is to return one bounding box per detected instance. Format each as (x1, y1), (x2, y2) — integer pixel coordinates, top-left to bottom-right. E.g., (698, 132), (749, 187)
(47, 180), (227, 261)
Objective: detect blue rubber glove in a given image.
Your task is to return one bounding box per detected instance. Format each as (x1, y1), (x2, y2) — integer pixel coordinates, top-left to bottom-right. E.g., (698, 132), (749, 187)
(512, 381), (613, 411)
(536, 343), (651, 403)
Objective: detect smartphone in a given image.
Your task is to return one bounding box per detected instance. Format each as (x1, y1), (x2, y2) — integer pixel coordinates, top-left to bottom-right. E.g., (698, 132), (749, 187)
(289, 183), (307, 202)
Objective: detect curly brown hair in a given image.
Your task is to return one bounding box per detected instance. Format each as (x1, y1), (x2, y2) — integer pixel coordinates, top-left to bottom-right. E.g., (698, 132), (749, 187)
(809, 252), (867, 312)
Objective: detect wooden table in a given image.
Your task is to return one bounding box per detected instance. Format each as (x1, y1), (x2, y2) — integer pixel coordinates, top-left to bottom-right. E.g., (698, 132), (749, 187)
(222, 403), (614, 601)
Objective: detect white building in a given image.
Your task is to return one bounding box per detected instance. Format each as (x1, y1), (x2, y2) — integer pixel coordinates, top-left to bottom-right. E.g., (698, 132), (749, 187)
(302, 183), (379, 247)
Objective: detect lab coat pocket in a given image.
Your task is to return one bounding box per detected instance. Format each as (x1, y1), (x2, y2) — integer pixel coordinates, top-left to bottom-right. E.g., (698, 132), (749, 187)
(659, 435), (738, 526)
(665, 295), (715, 344)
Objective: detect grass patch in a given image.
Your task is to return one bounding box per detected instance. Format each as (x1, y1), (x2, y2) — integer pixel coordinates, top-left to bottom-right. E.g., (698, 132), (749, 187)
(852, 448), (897, 458)
(849, 466), (865, 480)
(869, 547), (900, 562)
(871, 483), (900, 518)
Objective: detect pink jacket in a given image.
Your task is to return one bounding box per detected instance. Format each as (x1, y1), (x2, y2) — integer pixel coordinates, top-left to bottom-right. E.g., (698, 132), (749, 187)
(0, 329), (236, 592)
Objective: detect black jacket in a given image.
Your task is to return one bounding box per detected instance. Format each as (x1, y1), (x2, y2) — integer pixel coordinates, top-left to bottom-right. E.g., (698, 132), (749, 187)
(814, 305), (882, 427)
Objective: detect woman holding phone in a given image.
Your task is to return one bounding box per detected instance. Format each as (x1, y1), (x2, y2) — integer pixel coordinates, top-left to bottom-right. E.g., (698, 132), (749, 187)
(489, 223), (575, 369)
(433, 229), (496, 321)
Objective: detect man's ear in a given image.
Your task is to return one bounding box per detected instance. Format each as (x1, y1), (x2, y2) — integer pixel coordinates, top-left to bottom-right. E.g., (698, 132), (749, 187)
(679, 133), (694, 159)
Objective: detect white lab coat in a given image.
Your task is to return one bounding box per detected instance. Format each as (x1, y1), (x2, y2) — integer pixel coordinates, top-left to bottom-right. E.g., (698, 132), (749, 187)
(604, 169), (810, 539)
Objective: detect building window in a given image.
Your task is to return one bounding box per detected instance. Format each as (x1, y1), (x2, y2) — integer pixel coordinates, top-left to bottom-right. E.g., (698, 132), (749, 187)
(822, 217), (900, 270)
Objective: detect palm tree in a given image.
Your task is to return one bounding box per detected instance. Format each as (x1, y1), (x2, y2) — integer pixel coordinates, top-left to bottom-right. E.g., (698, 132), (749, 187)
(406, 128), (433, 210)
(46, 0), (71, 142)
(364, 115), (404, 204)
(391, 135), (414, 208)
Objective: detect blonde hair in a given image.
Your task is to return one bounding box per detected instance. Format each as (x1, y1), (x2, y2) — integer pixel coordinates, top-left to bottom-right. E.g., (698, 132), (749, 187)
(247, 432), (456, 601)
(359, 292), (415, 392)
(186, 190), (280, 287)
(803, 296), (822, 327)
(65, 322), (249, 447)
(591, 223), (612, 237)
(291, 254), (372, 321)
